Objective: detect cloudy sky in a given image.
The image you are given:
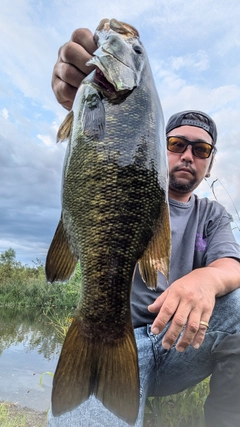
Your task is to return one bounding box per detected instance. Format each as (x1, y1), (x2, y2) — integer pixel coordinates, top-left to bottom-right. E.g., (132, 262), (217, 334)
(1, 0), (240, 265)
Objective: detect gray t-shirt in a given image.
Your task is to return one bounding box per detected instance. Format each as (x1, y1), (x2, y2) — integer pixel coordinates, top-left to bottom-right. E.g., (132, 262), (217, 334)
(131, 194), (240, 327)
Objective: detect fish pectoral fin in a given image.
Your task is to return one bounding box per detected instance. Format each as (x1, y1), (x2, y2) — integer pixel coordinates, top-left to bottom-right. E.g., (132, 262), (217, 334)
(81, 89), (105, 140)
(57, 111), (73, 142)
(45, 216), (78, 283)
(52, 319), (139, 425)
(139, 202), (171, 289)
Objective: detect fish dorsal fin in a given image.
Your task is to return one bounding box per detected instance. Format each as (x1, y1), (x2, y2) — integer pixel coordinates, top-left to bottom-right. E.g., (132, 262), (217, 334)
(138, 202), (171, 289)
(57, 111), (74, 142)
(45, 215), (78, 283)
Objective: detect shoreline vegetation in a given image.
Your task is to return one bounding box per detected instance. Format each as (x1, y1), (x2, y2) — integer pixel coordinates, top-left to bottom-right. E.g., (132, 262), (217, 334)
(0, 401), (47, 427)
(0, 248), (80, 310)
(0, 248), (208, 427)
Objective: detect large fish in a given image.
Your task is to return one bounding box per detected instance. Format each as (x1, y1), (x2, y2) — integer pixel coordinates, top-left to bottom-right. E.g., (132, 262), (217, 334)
(46, 18), (171, 425)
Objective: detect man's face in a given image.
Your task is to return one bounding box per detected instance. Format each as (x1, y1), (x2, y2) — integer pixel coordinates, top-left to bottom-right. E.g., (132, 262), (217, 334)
(167, 125), (214, 198)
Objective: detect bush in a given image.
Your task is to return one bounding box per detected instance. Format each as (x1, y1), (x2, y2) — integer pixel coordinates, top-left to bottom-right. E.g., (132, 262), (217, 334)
(144, 377), (210, 427)
(0, 248), (80, 309)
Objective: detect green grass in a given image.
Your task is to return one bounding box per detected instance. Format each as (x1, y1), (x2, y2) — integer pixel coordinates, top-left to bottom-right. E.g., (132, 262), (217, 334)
(0, 402), (46, 427)
(0, 403), (26, 427)
(144, 377), (209, 427)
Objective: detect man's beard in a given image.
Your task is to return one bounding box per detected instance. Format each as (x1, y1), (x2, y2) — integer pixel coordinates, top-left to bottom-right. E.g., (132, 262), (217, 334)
(169, 167), (198, 193)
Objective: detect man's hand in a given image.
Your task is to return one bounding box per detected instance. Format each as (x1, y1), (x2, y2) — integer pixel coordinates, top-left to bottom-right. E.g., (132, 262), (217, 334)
(52, 28), (97, 110)
(148, 257), (240, 352)
(148, 269), (216, 352)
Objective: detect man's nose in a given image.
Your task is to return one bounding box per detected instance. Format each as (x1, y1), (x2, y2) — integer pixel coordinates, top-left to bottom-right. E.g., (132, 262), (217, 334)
(180, 145), (194, 162)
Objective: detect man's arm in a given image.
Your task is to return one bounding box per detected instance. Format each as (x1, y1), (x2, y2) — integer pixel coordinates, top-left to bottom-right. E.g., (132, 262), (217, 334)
(148, 257), (240, 352)
(52, 28), (97, 110)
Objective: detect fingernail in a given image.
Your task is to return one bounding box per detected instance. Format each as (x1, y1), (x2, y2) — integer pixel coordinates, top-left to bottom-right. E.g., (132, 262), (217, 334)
(176, 346), (185, 353)
(193, 343), (200, 349)
(151, 326), (160, 335)
(162, 341), (170, 350)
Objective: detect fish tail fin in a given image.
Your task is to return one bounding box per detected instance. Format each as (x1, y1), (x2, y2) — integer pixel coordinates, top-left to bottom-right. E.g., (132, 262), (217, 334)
(52, 317), (139, 425)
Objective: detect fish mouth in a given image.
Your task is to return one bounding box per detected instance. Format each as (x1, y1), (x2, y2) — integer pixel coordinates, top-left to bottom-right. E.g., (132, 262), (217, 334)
(93, 67), (116, 93)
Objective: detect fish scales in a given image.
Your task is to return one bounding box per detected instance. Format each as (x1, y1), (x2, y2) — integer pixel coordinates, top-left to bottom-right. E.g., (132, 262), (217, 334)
(46, 18), (171, 425)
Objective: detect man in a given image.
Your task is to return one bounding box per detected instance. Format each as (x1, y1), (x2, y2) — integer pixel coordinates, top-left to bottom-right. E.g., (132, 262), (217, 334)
(48, 28), (240, 427)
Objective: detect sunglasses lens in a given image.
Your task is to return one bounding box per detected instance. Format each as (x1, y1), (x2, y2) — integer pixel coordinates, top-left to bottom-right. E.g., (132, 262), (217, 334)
(193, 143), (212, 158)
(167, 137), (213, 158)
(167, 137), (187, 153)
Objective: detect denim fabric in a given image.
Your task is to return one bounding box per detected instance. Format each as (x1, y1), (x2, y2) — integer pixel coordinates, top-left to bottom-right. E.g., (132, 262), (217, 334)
(47, 289), (240, 427)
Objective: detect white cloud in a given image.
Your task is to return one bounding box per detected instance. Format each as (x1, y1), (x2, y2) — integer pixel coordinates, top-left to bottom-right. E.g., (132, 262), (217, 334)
(1, 108), (9, 119)
(170, 51), (209, 72)
(37, 133), (55, 147)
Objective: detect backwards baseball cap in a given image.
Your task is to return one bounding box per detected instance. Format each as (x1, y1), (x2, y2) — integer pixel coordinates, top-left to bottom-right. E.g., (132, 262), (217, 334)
(166, 110), (217, 145)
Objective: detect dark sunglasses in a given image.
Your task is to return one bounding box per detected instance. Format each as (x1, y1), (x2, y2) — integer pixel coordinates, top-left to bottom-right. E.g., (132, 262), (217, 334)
(167, 136), (214, 159)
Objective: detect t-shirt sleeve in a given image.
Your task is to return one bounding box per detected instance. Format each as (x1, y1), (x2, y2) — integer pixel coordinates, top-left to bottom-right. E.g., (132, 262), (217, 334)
(202, 205), (240, 266)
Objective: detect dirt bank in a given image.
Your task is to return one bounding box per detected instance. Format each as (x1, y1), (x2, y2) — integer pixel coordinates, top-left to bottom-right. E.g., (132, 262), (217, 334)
(0, 401), (47, 427)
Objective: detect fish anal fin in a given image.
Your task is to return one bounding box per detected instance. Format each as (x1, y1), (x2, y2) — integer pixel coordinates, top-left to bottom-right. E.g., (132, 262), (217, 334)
(139, 202), (171, 289)
(57, 111), (73, 142)
(45, 216), (78, 283)
(52, 319), (139, 425)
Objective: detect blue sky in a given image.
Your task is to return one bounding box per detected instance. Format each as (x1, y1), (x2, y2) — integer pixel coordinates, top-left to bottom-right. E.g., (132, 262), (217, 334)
(1, 0), (240, 264)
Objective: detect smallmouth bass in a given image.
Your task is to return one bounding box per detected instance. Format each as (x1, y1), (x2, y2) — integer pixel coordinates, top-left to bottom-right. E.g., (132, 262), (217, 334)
(46, 18), (171, 425)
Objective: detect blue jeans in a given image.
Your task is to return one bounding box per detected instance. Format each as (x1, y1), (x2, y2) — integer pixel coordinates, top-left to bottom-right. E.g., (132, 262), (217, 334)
(47, 289), (240, 427)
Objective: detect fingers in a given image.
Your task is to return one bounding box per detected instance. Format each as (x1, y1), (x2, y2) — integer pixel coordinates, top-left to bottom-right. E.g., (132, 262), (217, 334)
(52, 63), (84, 110)
(175, 311), (210, 352)
(149, 285), (213, 352)
(159, 308), (210, 352)
(71, 28), (97, 56)
(59, 40), (95, 77)
(51, 78), (76, 111)
(52, 28), (97, 110)
(150, 297), (178, 336)
(191, 318), (210, 350)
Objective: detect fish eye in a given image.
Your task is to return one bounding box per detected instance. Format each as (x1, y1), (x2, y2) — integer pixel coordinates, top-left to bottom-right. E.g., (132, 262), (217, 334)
(133, 45), (142, 54)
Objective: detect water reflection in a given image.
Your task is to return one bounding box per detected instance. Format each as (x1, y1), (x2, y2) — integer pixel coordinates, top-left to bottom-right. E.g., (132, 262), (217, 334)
(0, 307), (67, 358)
(0, 307), (72, 410)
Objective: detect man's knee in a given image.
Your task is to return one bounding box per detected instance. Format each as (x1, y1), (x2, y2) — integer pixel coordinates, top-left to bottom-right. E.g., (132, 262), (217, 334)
(211, 288), (240, 334)
(204, 333), (240, 427)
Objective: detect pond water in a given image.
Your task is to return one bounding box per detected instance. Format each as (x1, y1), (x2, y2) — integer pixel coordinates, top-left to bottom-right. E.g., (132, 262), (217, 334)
(0, 308), (69, 411)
